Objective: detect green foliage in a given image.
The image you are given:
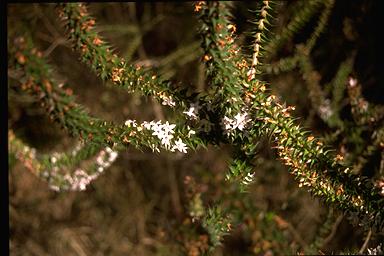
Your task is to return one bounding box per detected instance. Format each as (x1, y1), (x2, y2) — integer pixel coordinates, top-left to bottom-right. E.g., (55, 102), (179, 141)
(264, 0), (324, 57)
(202, 206), (232, 248)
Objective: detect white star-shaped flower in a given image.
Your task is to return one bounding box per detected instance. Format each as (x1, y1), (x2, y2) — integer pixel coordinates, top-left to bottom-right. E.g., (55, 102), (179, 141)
(162, 121), (176, 134)
(172, 138), (188, 153)
(233, 112), (251, 131)
(183, 106), (198, 119)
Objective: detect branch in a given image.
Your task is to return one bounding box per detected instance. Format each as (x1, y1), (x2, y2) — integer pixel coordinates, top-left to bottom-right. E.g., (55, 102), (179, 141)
(57, 3), (190, 110)
(8, 34), (206, 156)
(195, 1), (384, 231)
(248, 0), (274, 79)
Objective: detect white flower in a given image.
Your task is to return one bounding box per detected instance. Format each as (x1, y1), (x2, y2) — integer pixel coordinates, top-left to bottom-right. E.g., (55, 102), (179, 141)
(49, 185), (60, 192)
(367, 244), (382, 255)
(152, 128), (166, 140)
(142, 121), (152, 130)
(162, 121), (176, 134)
(146, 120), (177, 150)
(233, 112), (251, 131)
(109, 151), (118, 162)
(96, 154), (104, 166)
(172, 138), (188, 153)
(50, 156), (57, 164)
(247, 68), (256, 80)
(95, 147), (118, 169)
(150, 121), (163, 134)
(187, 128), (196, 138)
(161, 96), (176, 107)
(183, 104), (199, 119)
(222, 111), (251, 134)
(139, 120), (189, 152)
(348, 77), (357, 87)
(160, 134), (174, 150)
(62, 169), (94, 191)
(124, 119), (137, 127)
(183, 107), (197, 119)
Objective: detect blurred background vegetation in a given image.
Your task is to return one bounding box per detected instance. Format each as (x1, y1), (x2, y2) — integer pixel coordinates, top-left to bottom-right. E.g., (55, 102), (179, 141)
(8, 1), (384, 255)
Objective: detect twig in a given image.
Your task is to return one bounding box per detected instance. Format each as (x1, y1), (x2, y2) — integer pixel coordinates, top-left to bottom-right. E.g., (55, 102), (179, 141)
(359, 229), (372, 254)
(167, 159), (183, 219)
(43, 37), (68, 57)
(287, 222), (307, 249)
(321, 214), (343, 247)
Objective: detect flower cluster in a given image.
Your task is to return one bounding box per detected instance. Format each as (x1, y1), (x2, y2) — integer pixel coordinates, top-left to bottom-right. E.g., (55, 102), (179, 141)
(49, 147), (119, 191)
(347, 76), (375, 125)
(133, 120), (190, 153)
(124, 117), (194, 153)
(96, 147), (119, 173)
(158, 92), (176, 107)
(142, 120), (176, 150)
(11, 136), (40, 175)
(367, 244), (383, 255)
(222, 110), (252, 135)
(61, 169), (97, 191)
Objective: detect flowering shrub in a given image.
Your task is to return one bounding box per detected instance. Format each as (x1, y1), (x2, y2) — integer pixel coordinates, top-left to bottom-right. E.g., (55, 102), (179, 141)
(8, 1), (384, 255)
